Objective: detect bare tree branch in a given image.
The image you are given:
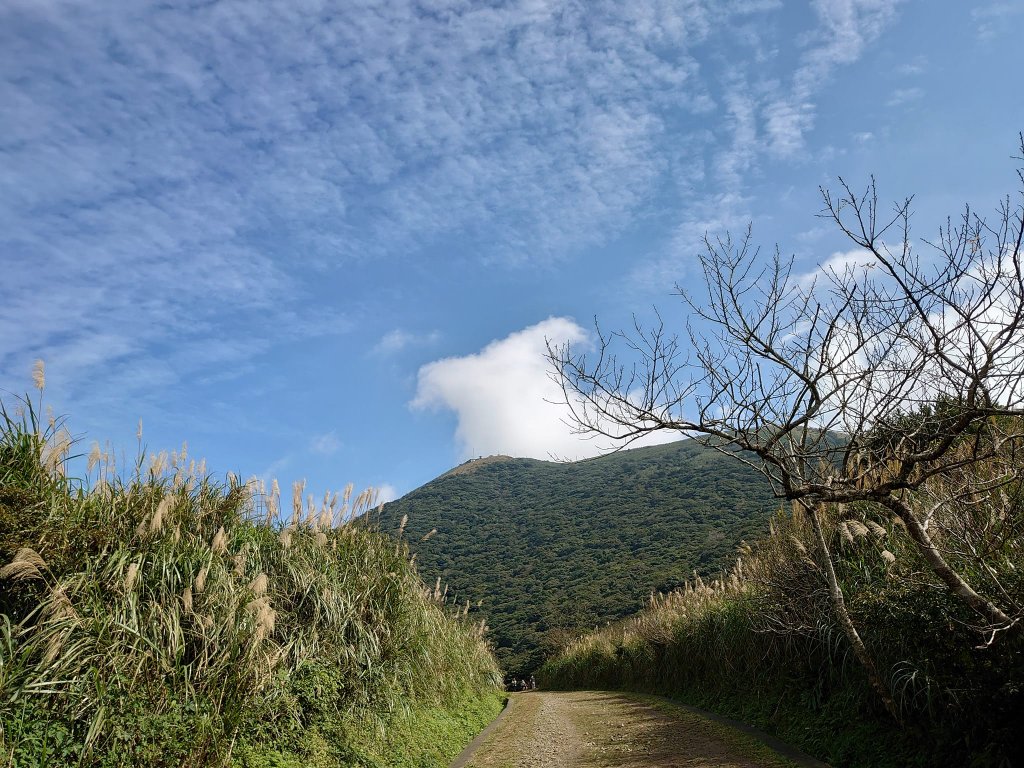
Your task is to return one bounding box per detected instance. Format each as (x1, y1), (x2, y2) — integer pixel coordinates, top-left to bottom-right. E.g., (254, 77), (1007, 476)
(548, 136), (1024, 716)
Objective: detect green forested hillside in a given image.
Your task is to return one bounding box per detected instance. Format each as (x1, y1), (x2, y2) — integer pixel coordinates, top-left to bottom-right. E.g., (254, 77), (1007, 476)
(378, 439), (777, 675)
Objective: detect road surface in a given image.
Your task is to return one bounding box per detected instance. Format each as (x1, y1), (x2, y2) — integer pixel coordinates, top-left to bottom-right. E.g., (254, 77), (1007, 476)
(451, 691), (827, 768)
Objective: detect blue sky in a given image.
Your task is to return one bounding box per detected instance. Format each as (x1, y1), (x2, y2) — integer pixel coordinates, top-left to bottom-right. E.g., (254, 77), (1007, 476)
(2, 0), (1023, 503)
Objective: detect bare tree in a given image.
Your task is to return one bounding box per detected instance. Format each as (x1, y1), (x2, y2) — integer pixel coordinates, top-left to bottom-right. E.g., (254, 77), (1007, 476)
(548, 138), (1024, 720)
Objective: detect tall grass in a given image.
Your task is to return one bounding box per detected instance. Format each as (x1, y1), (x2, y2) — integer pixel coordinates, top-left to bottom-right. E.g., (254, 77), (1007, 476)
(540, 497), (1024, 767)
(0, 391), (502, 767)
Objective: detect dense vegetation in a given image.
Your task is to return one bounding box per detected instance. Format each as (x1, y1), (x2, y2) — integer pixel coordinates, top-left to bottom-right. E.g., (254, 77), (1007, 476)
(0, 389), (503, 768)
(540, 444), (1024, 766)
(378, 440), (777, 675)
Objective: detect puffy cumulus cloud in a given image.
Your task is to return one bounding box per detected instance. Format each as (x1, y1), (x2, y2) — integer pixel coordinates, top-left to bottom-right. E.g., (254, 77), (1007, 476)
(412, 317), (677, 461)
(797, 247), (877, 289)
(413, 317), (592, 460)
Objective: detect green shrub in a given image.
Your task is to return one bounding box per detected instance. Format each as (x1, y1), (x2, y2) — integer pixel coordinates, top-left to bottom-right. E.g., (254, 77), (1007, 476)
(0, 393), (502, 767)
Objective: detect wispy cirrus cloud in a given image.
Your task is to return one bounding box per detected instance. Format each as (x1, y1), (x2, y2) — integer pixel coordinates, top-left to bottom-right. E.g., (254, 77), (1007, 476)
(887, 86), (924, 107)
(372, 329), (441, 358)
(627, 0), (903, 291)
(710, 0), (905, 180)
(1, 0), (718, 406)
(972, 3), (1024, 39)
(896, 56), (928, 76)
(309, 432), (342, 456)
(762, 0), (904, 158)
(1, 0), (907, 419)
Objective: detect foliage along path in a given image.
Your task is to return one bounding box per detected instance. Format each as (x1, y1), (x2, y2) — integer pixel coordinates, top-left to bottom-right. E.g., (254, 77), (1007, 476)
(451, 691), (827, 768)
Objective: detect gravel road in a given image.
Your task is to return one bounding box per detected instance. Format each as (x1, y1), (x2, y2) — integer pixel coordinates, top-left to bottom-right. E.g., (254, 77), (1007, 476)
(451, 691), (826, 768)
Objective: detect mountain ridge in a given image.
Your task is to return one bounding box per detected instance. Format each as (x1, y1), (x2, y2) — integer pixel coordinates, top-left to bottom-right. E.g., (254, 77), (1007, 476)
(379, 438), (779, 674)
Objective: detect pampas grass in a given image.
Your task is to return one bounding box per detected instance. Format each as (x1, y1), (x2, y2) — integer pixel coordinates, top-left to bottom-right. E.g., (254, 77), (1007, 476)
(0, 391), (502, 767)
(540, 484), (1024, 766)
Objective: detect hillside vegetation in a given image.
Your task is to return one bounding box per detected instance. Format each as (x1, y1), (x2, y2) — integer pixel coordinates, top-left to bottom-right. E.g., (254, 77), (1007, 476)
(538, 140), (1024, 767)
(540, 445), (1024, 766)
(378, 440), (777, 675)
(0, 390), (503, 768)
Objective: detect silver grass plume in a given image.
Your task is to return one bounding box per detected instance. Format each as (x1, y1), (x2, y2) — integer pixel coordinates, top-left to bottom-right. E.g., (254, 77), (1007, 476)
(125, 562), (141, 591)
(211, 526), (228, 555)
(32, 359), (45, 390)
(866, 521), (887, 539)
(150, 497), (171, 535)
(0, 548), (47, 582)
(839, 521), (855, 546)
(847, 520), (870, 539)
(194, 566), (208, 594)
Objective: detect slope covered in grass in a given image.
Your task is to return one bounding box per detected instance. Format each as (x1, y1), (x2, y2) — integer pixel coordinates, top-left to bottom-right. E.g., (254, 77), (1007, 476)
(540, 497), (1024, 767)
(0, 395), (503, 767)
(378, 439), (777, 675)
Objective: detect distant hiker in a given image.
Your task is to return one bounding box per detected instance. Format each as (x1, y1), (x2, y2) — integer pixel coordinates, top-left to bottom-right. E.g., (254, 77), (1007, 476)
(530, 675), (536, 690)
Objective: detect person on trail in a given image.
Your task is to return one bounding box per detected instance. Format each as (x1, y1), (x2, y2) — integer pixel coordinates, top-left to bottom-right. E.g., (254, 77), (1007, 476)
(530, 675), (536, 690)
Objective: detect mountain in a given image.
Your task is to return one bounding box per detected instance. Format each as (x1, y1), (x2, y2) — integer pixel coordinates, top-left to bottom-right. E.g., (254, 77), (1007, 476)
(378, 439), (779, 675)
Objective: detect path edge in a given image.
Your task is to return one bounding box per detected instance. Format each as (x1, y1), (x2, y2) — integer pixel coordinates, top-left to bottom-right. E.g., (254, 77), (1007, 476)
(623, 691), (831, 768)
(448, 695), (512, 768)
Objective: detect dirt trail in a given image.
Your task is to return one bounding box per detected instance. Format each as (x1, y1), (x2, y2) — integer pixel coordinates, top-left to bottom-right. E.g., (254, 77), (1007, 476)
(452, 691), (824, 768)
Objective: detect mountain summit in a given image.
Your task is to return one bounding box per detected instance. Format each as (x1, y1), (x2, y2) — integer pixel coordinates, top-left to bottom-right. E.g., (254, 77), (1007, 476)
(379, 439), (778, 674)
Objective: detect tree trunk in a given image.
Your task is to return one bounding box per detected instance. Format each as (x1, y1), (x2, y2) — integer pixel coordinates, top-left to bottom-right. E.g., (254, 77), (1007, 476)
(888, 497), (1013, 629)
(807, 503), (903, 725)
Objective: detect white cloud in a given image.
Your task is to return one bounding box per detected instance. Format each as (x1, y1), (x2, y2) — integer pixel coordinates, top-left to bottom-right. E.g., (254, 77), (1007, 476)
(624, 0), (903, 295)
(972, 3), (1024, 39)
(412, 317), (676, 461)
(632, 190), (752, 291)
(375, 483), (400, 504)
(760, 0), (903, 158)
(0, 0), (725, 410)
(797, 247), (877, 289)
(896, 56), (927, 76)
(887, 87), (923, 107)
(258, 455), (292, 485)
(715, 77), (760, 189)
(309, 431), (342, 456)
(372, 329), (441, 357)
(1, 0), (906, 420)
